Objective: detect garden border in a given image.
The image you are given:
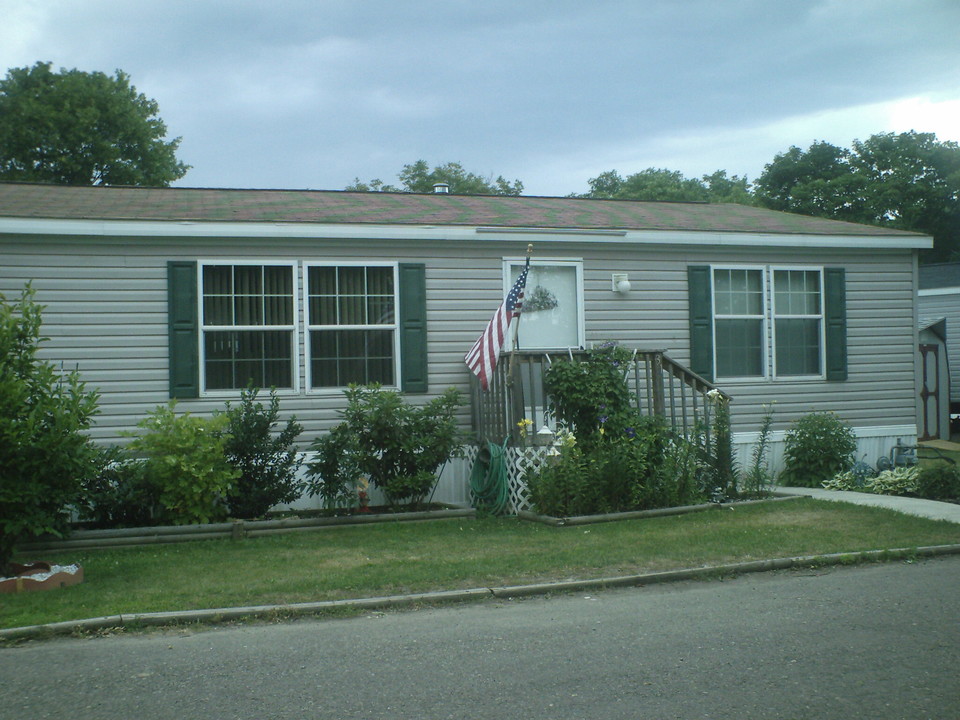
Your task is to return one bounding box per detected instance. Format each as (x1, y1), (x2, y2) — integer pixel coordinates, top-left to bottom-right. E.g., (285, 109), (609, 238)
(17, 506), (477, 553)
(517, 493), (804, 526)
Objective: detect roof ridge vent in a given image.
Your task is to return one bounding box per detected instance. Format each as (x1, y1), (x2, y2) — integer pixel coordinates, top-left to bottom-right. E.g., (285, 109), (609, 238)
(432, 182), (450, 194)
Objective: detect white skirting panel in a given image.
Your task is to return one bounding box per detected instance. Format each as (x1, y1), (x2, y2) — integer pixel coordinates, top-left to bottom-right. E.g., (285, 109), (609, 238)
(733, 424), (918, 479)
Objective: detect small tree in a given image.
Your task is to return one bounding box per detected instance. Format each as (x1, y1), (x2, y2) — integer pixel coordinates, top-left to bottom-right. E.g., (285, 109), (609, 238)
(0, 286), (100, 574)
(780, 411), (857, 488)
(222, 385), (304, 519)
(307, 385), (463, 509)
(127, 403), (238, 525)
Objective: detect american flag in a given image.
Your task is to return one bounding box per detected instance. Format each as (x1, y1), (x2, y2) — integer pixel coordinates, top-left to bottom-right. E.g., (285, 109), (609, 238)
(465, 256), (530, 391)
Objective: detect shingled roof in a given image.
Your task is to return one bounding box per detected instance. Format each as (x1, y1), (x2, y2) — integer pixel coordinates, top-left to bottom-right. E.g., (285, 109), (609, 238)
(0, 182), (926, 238)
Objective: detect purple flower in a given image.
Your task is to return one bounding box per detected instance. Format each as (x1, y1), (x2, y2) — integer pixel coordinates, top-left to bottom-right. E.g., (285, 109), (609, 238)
(625, 427), (636, 439)
(598, 415), (608, 425)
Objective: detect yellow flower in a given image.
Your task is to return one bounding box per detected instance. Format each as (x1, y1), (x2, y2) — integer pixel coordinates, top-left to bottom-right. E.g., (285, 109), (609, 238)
(517, 418), (533, 438)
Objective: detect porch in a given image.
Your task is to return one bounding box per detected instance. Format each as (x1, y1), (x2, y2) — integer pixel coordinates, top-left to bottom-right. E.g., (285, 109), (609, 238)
(466, 349), (729, 513)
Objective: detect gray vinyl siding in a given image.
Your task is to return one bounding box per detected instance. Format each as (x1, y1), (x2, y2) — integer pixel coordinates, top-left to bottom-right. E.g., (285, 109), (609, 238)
(1, 232), (919, 445)
(918, 289), (960, 404)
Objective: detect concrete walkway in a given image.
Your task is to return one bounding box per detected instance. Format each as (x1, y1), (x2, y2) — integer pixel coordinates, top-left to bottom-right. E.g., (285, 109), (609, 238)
(779, 486), (960, 524)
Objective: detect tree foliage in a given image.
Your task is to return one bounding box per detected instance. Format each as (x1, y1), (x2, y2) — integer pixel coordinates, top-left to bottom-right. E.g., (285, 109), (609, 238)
(347, 160), (523, 195)
(581, 168), (753, 204)
(754, 132), (960, 261)
(0, 285), (101, 574)
(0, 61), (189, 186)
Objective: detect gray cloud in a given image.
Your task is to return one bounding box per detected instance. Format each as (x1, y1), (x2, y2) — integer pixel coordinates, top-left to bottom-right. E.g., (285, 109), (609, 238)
(1, 0), (958, 194)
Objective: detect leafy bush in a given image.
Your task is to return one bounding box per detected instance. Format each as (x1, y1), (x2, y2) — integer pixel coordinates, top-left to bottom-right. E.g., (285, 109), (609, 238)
(222, 386), (304, 519)
(77, 446), (157, 528)
(526, 417), (703, 517)
(916, 464), (960, 501)
(0, 285), (101, 575)
(307, 385), (464, 509)
(127, 402), (238, 525)
(865, 467), (920, 496)
(543, 343), (635, 448)
(780, 412), (857, 487)
(824, 465), (923, 497)
(532, 342), (719, 515)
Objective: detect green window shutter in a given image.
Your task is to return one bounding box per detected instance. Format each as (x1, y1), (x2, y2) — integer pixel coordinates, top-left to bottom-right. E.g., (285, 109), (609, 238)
(167, 261), (199, 398)
(824, 267), (847, 381)
(398, 263), (428, 393)
(687, 265), (714, 382)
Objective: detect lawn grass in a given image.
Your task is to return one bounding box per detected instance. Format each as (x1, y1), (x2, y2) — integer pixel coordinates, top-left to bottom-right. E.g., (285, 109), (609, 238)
(3, 498), (959, 630)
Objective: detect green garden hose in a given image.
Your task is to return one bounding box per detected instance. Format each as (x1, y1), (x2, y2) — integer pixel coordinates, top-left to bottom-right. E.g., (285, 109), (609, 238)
(469, 439), (511, 516)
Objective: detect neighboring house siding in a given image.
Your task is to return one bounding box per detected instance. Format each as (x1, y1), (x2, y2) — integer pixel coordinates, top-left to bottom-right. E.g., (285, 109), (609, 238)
(1, 232), (919, 455)
(918, 288), (960, 405)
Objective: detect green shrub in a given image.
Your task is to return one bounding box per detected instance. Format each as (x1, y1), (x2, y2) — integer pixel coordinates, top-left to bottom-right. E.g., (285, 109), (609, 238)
(222, 385), (304, 519)
(526, 417), (701, 517)
(77, 446), (157, 528)
(306, 385), (464, 509)
(0, 285), (101, 575)
(780, 412), (857, 488)
(543, 343), (634, 448)
(128, 402), (238, 525)
(916, 463), (960, 500)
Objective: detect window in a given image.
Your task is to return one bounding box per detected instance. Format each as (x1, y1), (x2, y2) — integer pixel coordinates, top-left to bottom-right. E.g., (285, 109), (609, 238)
(687, 265), (844, 383)
(200, 263), (297, 391)
(168, 261), (427, 398)
(773, 269), (823, 377)
(505, 259), (584, 350)
(306, 264), (398, 388)
(713, 268), (765, 378)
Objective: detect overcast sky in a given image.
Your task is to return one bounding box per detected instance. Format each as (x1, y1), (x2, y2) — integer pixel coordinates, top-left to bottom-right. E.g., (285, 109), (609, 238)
(2, 0), (959, 196)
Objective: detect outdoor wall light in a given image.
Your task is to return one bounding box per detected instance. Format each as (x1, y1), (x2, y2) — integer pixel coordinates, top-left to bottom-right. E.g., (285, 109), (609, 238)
(535, 425), (555, 446)
(612, 273), (631, 294)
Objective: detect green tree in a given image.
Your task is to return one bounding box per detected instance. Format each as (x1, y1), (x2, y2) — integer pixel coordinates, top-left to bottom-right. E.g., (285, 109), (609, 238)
(347, 160), (523, 195)
(581, 167), (754, 204)
(0, 61), (189, 186)
(755, 133), (960, 261)
(0, 285), (101, 574)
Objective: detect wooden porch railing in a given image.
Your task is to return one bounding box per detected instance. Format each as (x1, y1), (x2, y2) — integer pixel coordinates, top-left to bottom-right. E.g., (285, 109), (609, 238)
(470, 349), (728, 446)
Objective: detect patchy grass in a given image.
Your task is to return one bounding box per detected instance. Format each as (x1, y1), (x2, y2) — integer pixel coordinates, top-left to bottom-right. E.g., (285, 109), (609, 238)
(4, 499), (959, 630)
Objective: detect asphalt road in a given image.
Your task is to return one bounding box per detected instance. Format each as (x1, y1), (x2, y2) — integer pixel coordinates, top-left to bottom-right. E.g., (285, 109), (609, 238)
(2, 556), (958, 720)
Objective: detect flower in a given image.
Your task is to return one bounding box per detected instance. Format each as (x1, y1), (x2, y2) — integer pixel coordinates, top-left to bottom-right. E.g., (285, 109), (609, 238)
(706, 388), (726, 405)
(517, 418), (534, 438)
(625, 427), (636, 439)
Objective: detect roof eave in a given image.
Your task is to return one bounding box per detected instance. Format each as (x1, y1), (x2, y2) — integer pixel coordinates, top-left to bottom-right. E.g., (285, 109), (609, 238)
(0, 217), (934, 250)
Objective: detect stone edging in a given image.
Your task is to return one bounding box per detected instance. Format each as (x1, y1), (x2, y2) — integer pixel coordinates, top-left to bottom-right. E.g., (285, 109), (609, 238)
(4, 543), (958, 641)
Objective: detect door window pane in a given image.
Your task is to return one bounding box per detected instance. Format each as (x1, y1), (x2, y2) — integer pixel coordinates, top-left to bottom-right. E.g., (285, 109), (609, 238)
(509, 263), (580, 350)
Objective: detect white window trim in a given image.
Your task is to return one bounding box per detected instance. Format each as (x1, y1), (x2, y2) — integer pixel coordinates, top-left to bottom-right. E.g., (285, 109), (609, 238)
(302, 261), (401, 394)
(770, 265), (826, 381)
(502, 257), (585, 351)
(197, 259), (300, 396)
(710, 264), (827, 383)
